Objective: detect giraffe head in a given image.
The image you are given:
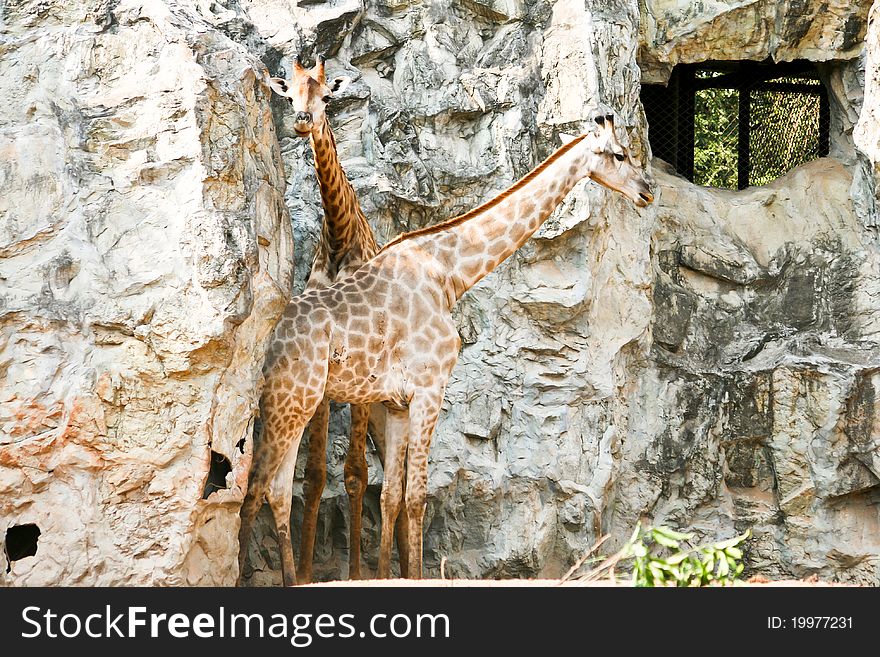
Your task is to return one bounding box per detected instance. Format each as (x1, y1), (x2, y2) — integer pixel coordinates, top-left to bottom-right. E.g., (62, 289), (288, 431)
(578, 114), (654, 207)
(265, 56), (352, 138)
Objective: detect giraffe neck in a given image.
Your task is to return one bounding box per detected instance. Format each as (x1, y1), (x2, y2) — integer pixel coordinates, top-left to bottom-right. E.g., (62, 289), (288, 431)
(405, 139), (594, 303)
(308, 117), (377, 283)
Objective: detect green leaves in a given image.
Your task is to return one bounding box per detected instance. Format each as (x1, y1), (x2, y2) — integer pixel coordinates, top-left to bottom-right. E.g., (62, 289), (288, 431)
(694, 87), (739, 189)
(652, 527), (694, 542)
(714, 532), (750, 551)
(650, 526), (693, 549)
(621, 525), (750, 587)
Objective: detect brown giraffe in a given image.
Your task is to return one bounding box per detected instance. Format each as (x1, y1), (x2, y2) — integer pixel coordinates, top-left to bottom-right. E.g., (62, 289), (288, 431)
(239, 114), (654, 582)
(243, 57), (407, 586)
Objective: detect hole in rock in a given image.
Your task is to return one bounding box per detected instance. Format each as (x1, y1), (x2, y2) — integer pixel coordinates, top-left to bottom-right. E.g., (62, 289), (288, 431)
(236, 437), (246, 454)
(202, 451), (232, 499)
(642, 59), (830, 190)
(5, 524), (41, 572)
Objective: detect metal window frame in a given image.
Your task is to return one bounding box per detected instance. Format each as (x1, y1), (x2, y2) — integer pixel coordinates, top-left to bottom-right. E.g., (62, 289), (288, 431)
(644, 60), (831, 190)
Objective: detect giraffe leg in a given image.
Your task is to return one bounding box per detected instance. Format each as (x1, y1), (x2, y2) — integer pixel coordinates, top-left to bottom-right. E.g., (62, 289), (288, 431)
(239, 409), (310, 587)
(237, 450), (267, 586)
(344, 403), (370, 580)
(370, 404), (410, 578)
(395, 493), (410, 578)
(298, 397), (329, 584)
(403, 393), (443, 580)
(244, 328), (329, 587)
(267, 435), (304, 587)
(377, 407), (409, 579)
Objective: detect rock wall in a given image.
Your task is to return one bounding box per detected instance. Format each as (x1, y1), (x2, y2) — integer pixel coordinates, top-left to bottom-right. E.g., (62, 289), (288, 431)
(239, 0), (880, 585)
(0, 0), (292, 585)
(640, 158), (880, 584)
(238, 0), (659, 584)
(2, 0), (878, 586)
(639, 0), (871, 84)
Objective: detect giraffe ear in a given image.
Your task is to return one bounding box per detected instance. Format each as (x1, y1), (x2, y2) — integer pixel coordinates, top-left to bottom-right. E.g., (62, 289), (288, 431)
(329, 75), (352, 95)
(559, 132), (578, 145)
(312, 55), (327, 84)
(266, 76), (292, 97)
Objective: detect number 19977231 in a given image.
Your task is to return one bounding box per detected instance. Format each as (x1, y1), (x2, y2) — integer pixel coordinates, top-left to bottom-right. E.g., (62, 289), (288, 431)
(768, 617), (852, 629)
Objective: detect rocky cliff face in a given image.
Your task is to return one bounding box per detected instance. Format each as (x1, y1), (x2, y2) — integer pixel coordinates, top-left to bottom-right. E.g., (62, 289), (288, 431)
(239, 0), (880, 585)
(0, 0), (292, 585)
(2, 0), (878, 586)
(643, 157), (880, 584)
(639, 0), (870, 84)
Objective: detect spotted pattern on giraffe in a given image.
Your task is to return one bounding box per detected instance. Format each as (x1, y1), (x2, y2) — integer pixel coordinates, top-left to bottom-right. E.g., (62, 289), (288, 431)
(242, 115), (654, 581)
(242, 57), (411, 586)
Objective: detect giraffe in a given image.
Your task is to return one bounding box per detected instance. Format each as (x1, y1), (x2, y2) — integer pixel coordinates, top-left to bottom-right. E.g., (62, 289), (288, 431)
(239, 113), (654, 582)
(245, 57), (406, 585)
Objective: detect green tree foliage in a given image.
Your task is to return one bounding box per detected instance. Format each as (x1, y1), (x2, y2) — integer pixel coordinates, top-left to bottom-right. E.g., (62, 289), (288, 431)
(693, 87), (739, 188)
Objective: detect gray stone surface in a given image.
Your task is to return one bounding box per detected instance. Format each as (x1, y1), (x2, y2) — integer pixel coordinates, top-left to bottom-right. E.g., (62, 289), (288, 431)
(236, 0), (880, 585)
(639, 0), (872, 84)
(644, 158), (880, 584)
(0, 0), (292, 585)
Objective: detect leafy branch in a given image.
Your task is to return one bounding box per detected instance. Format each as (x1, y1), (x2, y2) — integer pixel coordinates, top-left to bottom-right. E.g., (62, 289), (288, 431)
(564, 525), (750, 587)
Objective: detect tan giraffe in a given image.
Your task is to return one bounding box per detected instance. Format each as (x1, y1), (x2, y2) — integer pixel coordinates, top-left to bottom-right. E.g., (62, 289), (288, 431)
(243, 57), (407, 586)
(239, 114), (654, 582)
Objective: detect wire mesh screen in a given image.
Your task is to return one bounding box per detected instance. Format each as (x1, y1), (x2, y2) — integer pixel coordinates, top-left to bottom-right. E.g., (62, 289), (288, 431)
(643, 61), (830, 190)
(748, 79), (825, 186)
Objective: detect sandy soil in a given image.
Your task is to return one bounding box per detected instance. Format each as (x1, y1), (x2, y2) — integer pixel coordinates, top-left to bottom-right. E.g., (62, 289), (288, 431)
(305, 577), (854, 587)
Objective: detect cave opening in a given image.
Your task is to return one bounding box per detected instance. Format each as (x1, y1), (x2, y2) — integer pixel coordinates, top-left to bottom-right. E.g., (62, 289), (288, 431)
(202, 450), (232, 499)
(642, 60), (830, 190)
(5, 523), (41, 572)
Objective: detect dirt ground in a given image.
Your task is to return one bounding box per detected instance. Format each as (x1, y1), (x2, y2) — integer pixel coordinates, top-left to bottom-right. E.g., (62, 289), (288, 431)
(306, 576), (854, 587)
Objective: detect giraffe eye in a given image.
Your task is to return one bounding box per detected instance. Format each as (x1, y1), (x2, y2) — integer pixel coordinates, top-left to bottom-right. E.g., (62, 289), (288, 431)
(614, 153), (625, 162)
(321, 95), (332, 103)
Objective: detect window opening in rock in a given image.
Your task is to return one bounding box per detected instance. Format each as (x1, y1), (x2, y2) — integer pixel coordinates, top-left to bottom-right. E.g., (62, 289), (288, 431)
(642, 60), (830, 189)
(202, 450), (232, 499)
(5, 524), (40, 572)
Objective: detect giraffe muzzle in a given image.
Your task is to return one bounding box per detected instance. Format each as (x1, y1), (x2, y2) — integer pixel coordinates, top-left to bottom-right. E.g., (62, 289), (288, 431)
(635, 181), (655, 207)
(294, 111), (313, 137)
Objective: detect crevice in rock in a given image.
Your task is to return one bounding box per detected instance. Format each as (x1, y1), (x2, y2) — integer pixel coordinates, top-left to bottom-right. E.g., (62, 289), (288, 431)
(202, 451), (232, 499)
(5, 524), (41, 573)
